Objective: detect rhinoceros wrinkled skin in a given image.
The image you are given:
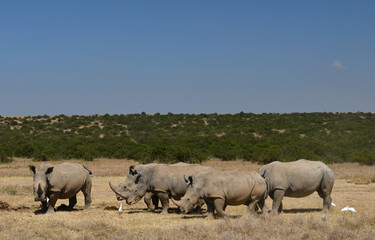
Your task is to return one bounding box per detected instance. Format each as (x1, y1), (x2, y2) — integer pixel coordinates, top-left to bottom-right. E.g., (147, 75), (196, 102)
(172, 170), (267, 219)
(29, 162), (92, 213)
(109, 163), (213, 214)
(258, 159), (334, 215)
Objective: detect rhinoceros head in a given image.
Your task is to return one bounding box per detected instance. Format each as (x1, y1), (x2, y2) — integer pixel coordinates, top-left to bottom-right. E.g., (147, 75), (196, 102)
(109, 165), (147, 205)
(172, 175), (201, 213)
(29, 164), (54, 202)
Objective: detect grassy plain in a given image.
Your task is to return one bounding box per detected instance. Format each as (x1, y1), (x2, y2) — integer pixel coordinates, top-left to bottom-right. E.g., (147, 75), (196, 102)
(1, 158), (375, 240)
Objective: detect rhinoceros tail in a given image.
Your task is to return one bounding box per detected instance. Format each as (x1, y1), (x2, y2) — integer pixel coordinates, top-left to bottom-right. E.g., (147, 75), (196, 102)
(263, 182), (269, 200)
(83, 165), (92, 175)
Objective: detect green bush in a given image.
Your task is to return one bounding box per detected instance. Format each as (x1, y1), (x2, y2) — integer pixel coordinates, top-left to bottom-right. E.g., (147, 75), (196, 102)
(0, 150), (13, 163)
(0, 113), (374, 164)
(33, 151), (49, 162)
(350, 150), (375, 166)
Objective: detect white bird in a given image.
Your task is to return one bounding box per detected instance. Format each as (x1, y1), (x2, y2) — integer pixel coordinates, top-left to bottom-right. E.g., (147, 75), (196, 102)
(331, 202), (336, 207)
(341, 206), (356, 213)
(118, 202), (123, 213)
(47, 198), (49, 203)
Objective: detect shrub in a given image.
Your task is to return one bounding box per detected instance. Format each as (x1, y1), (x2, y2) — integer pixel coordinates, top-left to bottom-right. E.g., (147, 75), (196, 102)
(33, 151), (49, 162)
(0, 149), (12, 163)
(83, 152), (95, 161)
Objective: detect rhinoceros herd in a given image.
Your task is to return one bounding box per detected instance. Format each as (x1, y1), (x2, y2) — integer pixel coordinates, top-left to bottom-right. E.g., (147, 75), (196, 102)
(29, 159), (334, 218)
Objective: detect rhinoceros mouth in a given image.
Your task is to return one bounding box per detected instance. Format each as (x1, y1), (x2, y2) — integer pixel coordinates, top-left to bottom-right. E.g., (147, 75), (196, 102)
(126, 196), (141, 205)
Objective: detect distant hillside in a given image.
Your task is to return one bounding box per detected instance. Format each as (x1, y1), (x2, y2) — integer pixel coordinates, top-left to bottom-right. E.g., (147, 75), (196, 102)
(0, 112), (374, 165)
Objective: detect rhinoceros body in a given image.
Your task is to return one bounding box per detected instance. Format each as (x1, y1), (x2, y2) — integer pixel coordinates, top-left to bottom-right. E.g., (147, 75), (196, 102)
(142, 162), (196, 211)
(258, 159), (334, 215)
(109, 163), (213, 214)
(30, 162), (92, 213)
(173, 170), (267, 218)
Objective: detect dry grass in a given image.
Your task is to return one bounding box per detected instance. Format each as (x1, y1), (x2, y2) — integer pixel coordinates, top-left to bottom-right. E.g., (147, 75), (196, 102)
(1, 158), (375, 239)
(347, 175), (375, 185)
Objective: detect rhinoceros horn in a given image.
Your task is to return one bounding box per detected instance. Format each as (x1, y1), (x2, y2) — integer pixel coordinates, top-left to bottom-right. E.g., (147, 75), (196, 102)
(109, 182), (127, 199)
(170, 197), (181, 207)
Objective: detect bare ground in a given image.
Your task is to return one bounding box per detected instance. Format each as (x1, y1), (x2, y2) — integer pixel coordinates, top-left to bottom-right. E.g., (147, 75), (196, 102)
(1, 158), (374, 239)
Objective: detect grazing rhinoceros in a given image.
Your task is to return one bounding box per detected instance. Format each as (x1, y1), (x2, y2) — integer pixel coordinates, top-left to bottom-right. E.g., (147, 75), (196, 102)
(142, 162), (193, 211)
(109, 163), (213, 214)
(258, 159), (334, 215)
(29, 162), (92, 213)
(172, 170), (267, 219)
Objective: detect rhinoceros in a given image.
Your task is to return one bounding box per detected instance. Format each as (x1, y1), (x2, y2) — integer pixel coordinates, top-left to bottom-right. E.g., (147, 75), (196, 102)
(258, 159), (334, 215)
(29, 162), (92, 213)
(109, 163), (213, 214)
(142, 162), (193, 211)
(172, 170), (267, 219)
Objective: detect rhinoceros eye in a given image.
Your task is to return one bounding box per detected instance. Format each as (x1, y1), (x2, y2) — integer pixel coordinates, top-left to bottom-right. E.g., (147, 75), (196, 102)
(123, 186), (127, 190)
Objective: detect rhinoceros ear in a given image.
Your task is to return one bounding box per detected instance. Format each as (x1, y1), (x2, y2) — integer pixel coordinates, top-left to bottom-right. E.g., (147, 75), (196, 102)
(188, 176), (193, 186)
(135, 174), (142, 184)
(129, 165), (138, 176)
(29, 165), (36, 174)
(45, 167), (54, 175)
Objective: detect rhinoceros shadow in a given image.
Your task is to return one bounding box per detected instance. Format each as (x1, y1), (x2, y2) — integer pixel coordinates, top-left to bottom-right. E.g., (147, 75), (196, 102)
(182, 214), (242, 219)
(34, 204), (81, 215)
(126, 208), (150, 214)
(181, 215), (207, 219)
(282, 208), (322, 214)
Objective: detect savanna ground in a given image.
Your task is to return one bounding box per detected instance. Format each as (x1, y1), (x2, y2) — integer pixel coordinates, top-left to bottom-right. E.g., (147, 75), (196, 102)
(1, 158), (375, 240)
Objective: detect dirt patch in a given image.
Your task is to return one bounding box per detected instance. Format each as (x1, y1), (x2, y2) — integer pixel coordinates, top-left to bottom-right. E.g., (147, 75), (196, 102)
(0, 201), (10, 210)
(104, 206), (119, 211)
(0, 201), (30, 211)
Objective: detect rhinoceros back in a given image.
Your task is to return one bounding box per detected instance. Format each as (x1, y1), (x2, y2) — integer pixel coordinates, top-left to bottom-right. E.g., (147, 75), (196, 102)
(260, 159), (333, 198)
(48, 162), (91, 199)
(148, 164), (213, 197)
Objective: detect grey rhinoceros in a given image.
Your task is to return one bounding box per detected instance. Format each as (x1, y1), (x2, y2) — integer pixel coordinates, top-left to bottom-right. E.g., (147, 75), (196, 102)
(109, 163), (213, 214)
(29, 162), (92, 213)
(141, 162), (193, 211)
(258, 159), (334, 215)
(172, 170), (267, 219)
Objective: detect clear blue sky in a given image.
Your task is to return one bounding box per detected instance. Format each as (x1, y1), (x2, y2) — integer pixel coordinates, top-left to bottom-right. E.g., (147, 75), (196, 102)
(1, 1), (374, 116)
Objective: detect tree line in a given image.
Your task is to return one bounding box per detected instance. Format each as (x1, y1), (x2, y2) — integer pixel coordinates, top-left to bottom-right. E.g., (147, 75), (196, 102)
(0, 112), (374, 165)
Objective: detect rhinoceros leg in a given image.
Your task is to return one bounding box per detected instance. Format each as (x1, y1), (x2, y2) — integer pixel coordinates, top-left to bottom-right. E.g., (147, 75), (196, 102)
(152, 194), (159, 209)
(156, 192), (169, 214)
(246, 199), (260, 215)
(317, 176), (334, 212)
(82, 179), (92, 209)
(205, 200), (215, 219)
(41, 200), (48, 212)
(257, 199), (268, 215)
(214, 198), (230, 218)
(69, 195), (77, 209)
(271, 189), (285, 215)
(144, 192), (159, 211)
(323, 195), (332, 211)
(257, 199), (264, 212)
(317, 189), (332, 212)
(192, 199), (205, 213)
(47, 192), (60, 214)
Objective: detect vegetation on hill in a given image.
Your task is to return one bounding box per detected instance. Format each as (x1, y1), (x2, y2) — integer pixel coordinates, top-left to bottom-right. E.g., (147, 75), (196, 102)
(0, 112), (374, 164)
